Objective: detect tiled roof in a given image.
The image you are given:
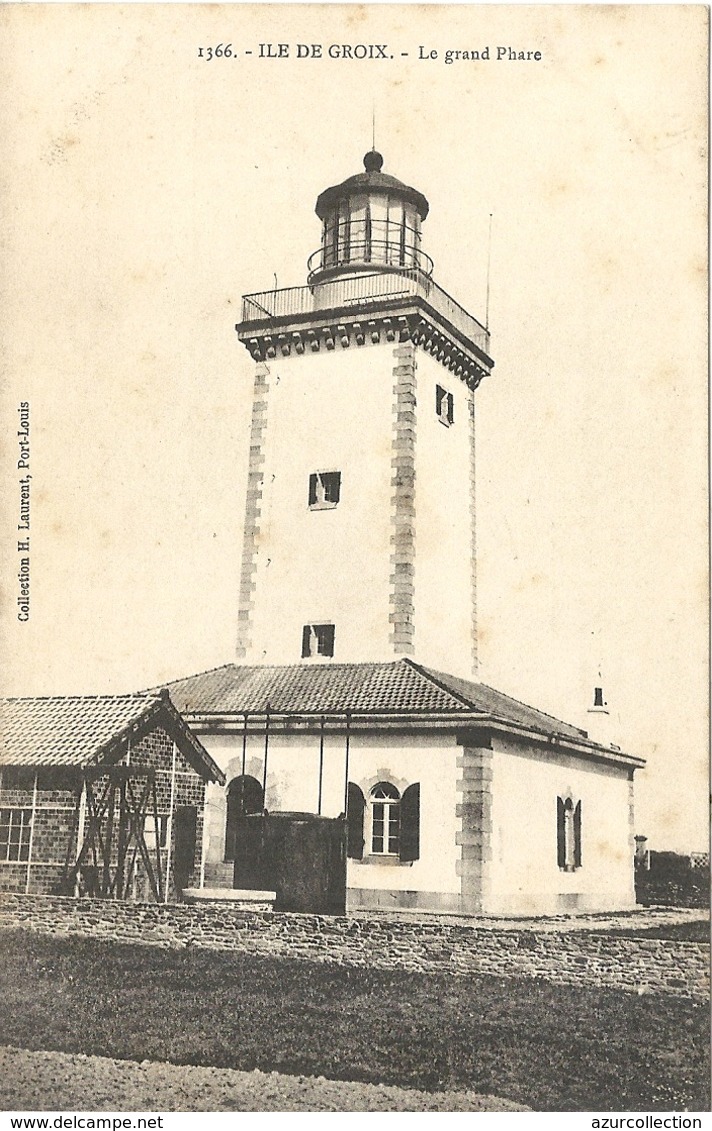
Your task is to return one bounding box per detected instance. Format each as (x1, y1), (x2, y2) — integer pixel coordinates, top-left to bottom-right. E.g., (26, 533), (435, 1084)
(163, 657), (586, 741)
(415, 665), (587, 740)
(0, 692), (224, 780)
(0, 694), (161, 767)
(163, 659), (466, 716)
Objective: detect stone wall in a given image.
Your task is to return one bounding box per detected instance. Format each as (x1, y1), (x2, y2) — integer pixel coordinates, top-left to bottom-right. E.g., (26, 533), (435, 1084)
(0, 893), (707, 1002)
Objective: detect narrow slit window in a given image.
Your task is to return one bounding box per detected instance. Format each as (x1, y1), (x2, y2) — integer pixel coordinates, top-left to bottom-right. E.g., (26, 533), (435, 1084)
(436, 385), (454, 427)
(557, 796), (582, 871)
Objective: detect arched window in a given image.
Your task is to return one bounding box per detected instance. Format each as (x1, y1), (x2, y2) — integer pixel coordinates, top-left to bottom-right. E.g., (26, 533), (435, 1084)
(370, 782), (401, 856)
(225, 774), (263, 862)
(557, 796), (582, 871)
(348, 781), (420, 863)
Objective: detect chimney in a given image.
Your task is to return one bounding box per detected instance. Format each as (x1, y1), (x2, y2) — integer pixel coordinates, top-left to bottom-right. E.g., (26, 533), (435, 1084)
(585, 677), (616, 747)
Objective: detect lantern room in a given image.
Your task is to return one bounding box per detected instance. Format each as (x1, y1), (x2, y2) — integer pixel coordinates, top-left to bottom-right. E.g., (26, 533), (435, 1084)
(307, 150), (433, 284)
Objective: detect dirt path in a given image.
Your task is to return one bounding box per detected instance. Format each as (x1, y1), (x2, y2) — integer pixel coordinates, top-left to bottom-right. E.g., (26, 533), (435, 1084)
(0, 1046), (529, 1112)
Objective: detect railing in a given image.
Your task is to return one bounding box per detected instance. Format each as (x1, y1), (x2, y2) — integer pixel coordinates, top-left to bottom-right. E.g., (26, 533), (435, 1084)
(308, 239), (434, 282)
(241, 271), (490, 354)
(307, 218), (433, 282)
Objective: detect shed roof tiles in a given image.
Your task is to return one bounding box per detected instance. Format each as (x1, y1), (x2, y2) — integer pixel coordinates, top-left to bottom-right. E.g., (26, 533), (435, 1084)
(0, 691), (223, 780)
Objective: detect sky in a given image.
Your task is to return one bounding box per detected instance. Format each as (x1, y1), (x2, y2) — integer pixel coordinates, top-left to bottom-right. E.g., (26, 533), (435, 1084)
(0, 4), (707, 850)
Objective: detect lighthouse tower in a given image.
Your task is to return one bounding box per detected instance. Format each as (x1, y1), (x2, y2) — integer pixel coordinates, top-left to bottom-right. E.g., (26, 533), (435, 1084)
(235, 151), (494, 677)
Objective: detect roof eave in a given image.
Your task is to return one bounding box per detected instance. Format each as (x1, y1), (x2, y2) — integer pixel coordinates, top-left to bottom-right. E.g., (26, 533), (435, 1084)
(181, 707), (644, 770)
(94, 693), (225, 784)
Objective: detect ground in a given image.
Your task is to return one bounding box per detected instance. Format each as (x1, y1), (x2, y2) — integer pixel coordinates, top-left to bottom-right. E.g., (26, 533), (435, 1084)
(0, 920), (708, 1112)
(0, 1047), (529, 1112)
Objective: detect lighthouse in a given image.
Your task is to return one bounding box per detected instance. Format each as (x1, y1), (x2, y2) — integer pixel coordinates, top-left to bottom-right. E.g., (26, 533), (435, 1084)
(235, 151), (493, 677)
(164, 150), (643, 917)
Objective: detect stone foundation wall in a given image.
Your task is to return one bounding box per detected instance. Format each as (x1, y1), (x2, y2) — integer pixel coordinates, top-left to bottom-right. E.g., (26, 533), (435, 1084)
(0, 893), (707, 1002)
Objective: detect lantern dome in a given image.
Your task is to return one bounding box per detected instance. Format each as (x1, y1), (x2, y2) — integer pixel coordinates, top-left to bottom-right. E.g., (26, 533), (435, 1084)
(308, 151), (433, 284)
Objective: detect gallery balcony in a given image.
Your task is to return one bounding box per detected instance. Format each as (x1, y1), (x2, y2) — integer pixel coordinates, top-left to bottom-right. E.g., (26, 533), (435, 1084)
(238, 269), (491, 360)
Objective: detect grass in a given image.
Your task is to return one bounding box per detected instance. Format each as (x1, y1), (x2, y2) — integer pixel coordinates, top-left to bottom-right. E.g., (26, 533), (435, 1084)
(0, 927), (708, 1111)
(583, 919), (710, 943)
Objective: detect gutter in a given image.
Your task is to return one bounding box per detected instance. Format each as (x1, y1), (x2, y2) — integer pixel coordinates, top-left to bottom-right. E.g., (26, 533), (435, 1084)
(181, 708), (644, 770)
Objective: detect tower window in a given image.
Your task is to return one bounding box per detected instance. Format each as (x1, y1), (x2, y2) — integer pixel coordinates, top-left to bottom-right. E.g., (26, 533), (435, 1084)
(308, 471), (341, 510)
(301, 623), (335, 659)
(436, 385), (454, 427)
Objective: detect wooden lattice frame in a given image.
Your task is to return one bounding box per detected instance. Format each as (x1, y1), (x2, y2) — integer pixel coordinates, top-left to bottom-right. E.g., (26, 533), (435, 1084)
(66, 765), (164, 902)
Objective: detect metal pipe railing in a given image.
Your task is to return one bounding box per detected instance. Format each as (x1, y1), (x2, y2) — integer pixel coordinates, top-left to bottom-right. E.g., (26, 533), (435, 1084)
(240, 271), (489, 353)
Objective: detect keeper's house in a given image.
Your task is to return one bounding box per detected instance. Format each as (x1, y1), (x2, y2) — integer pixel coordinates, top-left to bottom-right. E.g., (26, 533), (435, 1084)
(0, 690), (224, 901)
(166, 658), (645, 916)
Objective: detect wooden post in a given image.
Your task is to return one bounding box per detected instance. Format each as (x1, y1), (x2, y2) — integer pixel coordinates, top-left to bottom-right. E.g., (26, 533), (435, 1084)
(343, 710), (351, 814)
(114, 777), (129, 899)
(262, 705), (270, 806)
(241, 712), (248, 778)
(73, 779), (86, 896)
(164, 740), (177, 903)
(25, 771), (38, 895)
(317, 715), (325, 815)
(199, 785), (209, 890)
(101, 779), (116, 897)
(150, 776), (164, 902)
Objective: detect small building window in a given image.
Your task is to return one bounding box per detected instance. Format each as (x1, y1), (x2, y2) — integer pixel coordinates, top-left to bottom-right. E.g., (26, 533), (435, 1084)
(436, 385), (454, 427)
(0, 808), (32, 862)
(143, 814), (169, 851)
(557, 796), (582, 871)
(308, 471), (341, 509)
(301, 623), (335, 658)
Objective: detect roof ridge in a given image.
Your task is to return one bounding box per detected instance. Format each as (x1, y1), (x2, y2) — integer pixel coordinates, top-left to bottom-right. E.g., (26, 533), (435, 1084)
(92, 696), (167, 764)
(160, 658), (405, 688)
(473, 678), (587, 735)
(0, 692), (156, 705)
(403, 658), (482, 711)
(147, 661), (241, 691)
(417, 663), (587, 736)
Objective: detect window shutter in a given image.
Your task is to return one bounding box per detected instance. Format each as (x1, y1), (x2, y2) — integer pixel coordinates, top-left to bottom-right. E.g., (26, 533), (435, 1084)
(346, 783), (365, 860)
(321, 624), (335, 657)
(557, 797), (566, 867)
(400, 782), (420, 862)
(574, 800), (582, 868)
(301, 625), (312, 658)
(308, 474), (317, 506)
